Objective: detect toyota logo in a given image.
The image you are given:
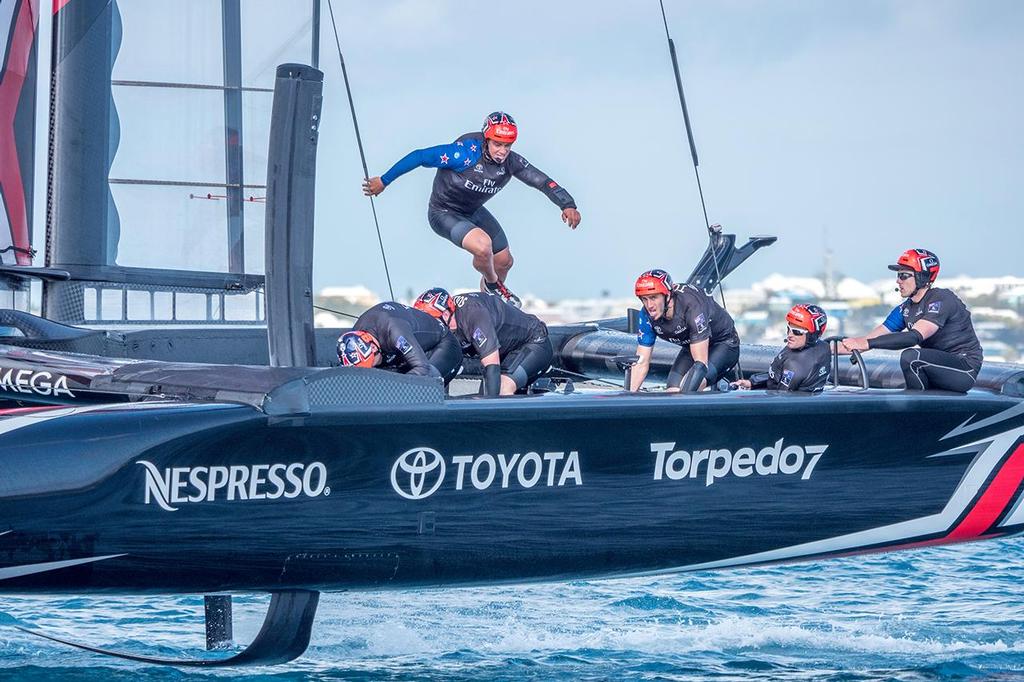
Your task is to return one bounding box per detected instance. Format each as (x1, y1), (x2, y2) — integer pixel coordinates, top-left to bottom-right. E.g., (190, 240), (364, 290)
(391, 447), (446, 500)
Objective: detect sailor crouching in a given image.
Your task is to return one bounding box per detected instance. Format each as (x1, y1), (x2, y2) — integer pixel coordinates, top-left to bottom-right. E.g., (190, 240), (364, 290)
(337, 302), (462, 382)
(415, 287), (552, 397)
(630, 269), (740, 392)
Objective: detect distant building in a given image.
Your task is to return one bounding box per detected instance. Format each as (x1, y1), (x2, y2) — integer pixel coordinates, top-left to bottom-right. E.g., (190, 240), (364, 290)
(318, 285), (379, 308)
(753, 273), (826, 300)
(314, 273), (1023, 361)
(314, 286), (381, 329)
(940, 276), (1024, 299)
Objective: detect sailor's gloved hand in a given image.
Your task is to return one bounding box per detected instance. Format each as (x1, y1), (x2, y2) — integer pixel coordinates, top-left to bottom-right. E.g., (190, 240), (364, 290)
(731, 379), (752, 390)
(362, 176), (385, 196)
(562, 208), (581, 230)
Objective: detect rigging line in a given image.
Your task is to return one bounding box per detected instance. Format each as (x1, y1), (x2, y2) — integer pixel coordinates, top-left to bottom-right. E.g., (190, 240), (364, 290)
(0, 245), (36, 256)
(657, 0), (741, 379)
(313, 303), (359, 321)
(547, 367), (625, 389)
(325, 0), (395, 302)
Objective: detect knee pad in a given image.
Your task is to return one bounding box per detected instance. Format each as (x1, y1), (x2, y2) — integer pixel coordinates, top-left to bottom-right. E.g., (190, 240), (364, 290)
(510, 365), (530, 390)
(680, 361), (708, 393)
(704, 361), (720, 384)
(482, 364), (501, 397)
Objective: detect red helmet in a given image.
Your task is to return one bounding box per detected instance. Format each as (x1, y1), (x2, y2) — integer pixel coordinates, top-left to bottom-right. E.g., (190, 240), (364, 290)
(786, 304), (828, 341)
(337, 330), (380, 368)
(635, 269), (674, 298)
(888, 248), (940, 287)
(482, 111), (517, 144)
(414, 287), (456, 326)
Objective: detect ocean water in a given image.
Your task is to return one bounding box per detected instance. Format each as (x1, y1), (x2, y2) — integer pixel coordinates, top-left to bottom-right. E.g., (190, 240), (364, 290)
(2, 537), (1023, 681)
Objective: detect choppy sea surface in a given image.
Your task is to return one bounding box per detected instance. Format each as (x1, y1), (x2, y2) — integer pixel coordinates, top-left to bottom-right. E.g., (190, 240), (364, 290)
(2, 537), (1023, 681)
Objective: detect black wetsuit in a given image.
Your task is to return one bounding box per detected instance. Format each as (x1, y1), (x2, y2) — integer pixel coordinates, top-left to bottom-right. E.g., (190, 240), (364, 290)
(451, 292), (552, 389)
(637, 285), (741, 386)
(751, 340), (831, 392)
(380, 132), (575, 252)
(352, 303), (462, 383)
(879, 287), (983, 392)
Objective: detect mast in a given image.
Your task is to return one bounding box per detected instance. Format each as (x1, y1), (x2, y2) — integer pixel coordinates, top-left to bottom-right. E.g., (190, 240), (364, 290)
(0, 0), (40, 277)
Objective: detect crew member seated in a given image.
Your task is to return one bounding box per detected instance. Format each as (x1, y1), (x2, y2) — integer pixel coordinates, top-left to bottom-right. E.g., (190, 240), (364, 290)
(337, 302), (462, 383)
(414, 287), (552, 396)
(840, 248), (982, 393)
(630, 269), (740, 392)
(733, 304), (831, 392)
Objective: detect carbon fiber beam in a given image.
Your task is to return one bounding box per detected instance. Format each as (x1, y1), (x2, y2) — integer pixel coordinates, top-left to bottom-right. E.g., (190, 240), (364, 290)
(264, 64), (323, 368)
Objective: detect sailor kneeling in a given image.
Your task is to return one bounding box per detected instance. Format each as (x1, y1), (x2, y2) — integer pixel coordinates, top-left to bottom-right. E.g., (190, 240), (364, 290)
(415, 287), (552, 397)
(732, 304), (831, 393)
(337, 302), (462, 383)
(630, 269), (741, 392)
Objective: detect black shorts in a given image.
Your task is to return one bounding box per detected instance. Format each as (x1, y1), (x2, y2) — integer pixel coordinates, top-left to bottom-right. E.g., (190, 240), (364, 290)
(427, 205), (508, 253)
(502, 331), (553, 390)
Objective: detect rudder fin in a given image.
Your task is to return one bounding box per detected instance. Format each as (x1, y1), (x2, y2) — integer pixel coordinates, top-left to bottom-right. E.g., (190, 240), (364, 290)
(15, 589), (320, 667)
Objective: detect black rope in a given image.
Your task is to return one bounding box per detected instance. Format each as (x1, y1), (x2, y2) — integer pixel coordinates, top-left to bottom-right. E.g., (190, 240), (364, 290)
(325, 0), (395, 301)
(657, 0), (742, 379)
(0, 245), (36, 257)
(549, 367), (625, 389)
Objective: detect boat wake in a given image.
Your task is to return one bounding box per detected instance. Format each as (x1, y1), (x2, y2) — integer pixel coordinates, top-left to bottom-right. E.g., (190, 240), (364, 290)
(3, 538), (1023, 680)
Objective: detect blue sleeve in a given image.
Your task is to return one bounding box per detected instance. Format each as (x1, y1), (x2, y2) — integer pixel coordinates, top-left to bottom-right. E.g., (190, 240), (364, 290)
(637, 308), (656, 347)
(882, 306), (904, 332)
(380, 141), (482, 185)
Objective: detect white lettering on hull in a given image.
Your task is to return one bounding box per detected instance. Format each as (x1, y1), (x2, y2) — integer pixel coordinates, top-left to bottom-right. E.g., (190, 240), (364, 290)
(651, 440), (827, 486)
(139, 461), (328, 511)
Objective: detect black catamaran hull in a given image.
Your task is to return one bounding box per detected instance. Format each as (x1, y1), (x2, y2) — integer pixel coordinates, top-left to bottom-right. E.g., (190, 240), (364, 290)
(3, 390), (1023, 595)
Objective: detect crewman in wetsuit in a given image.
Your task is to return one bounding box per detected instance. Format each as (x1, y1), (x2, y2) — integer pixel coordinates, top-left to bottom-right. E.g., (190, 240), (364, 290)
(337, 302), (462, 383)
(841, 248), (983, 392)
(733, 304), (831, 392)
(362, 112), (582, 308)
(630, 269), (740, 392)
(414, 287), (552, 396)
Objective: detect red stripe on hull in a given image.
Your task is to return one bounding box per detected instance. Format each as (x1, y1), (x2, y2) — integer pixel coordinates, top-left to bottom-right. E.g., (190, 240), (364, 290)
(851, 532), (1004, 558)
(792, 444), (1024, 564)
(0, 404), (63, 416)
(947, 443), (1024, 540)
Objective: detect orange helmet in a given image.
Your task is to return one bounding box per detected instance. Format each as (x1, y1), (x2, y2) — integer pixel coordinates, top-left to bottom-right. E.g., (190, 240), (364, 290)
(482, 111), (517, 144)
(786, 304), (828, 342)
(634, 269), (674, 298)
(337, 330), (380, 368)
(414, 287), (456, 326)
(888, 248), (940, 288)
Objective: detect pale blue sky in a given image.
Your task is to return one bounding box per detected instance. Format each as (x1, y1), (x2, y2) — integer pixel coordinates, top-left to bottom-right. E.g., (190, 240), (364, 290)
(26, 1), (1020, 301)
(311, 0), (1023, 300)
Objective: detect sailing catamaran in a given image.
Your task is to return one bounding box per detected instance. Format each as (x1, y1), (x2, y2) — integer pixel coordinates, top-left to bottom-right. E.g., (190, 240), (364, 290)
(1, 0), (1023, 667)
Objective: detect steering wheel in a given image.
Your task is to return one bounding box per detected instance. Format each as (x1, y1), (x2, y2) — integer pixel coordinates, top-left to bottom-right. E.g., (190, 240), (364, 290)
(848, 349), (869, 390)
(823, 337), (869, 390)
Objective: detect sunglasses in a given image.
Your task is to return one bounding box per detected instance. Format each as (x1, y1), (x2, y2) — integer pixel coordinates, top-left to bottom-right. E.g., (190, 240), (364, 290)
(786, 326), (807, 336)
(896, 272), (915, 281)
